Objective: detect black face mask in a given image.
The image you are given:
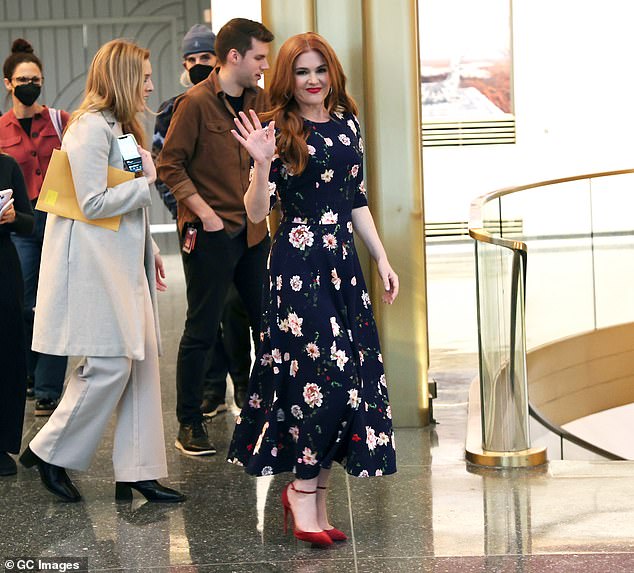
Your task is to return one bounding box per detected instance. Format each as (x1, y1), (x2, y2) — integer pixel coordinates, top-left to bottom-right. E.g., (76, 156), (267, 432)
(14, 83), (41, 106)
(188, 64), (214, 85)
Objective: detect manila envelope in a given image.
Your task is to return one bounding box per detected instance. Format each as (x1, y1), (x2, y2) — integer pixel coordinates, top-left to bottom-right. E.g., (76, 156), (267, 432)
(36, 148), (135, 231)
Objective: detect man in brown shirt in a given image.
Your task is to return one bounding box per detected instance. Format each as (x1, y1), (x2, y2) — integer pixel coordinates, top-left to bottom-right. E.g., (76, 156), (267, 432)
(158, 18), (274, 456)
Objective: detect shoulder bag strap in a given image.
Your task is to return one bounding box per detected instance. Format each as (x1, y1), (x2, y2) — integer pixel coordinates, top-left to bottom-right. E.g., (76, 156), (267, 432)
(48, 107), (63, 143)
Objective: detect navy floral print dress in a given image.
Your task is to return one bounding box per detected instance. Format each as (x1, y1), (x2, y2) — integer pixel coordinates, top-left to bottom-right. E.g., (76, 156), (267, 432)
(227, 111), (396, 479)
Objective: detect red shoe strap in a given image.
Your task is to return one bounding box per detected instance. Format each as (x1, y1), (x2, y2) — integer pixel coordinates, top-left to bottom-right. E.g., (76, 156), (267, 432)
(290, 482), (317, 495)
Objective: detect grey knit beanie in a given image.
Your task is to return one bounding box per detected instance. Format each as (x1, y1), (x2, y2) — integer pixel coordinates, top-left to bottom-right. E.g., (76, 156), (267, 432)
(182, 24), (216, 57)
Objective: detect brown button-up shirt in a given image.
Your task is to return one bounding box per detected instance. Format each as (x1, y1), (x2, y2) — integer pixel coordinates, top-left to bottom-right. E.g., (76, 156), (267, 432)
(157, 69), (270, 247)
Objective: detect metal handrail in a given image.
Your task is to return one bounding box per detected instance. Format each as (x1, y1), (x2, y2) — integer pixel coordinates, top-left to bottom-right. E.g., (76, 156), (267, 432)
(469, 168), (634, 250)
(469, 167), (634, 461)
(528, 404), (624, 461)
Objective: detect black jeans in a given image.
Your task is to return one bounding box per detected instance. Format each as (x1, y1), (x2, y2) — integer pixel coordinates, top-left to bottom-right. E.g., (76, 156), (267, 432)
(202, 283), (251, 401)
(11, 209), (68, 399)
(176, 226), (269, 424)
(0, 239), (27, 452)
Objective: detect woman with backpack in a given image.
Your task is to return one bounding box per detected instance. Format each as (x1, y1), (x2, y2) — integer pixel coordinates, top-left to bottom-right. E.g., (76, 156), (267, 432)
(0, 38), (69, 415)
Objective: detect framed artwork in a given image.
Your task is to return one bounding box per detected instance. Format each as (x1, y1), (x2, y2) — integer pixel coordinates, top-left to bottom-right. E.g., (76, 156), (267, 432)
(419, 0), (514, 145)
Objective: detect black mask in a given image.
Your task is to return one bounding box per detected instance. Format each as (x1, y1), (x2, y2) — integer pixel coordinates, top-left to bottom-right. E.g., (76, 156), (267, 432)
(14, 83), (41, 106)
(189, 64), (213, 85)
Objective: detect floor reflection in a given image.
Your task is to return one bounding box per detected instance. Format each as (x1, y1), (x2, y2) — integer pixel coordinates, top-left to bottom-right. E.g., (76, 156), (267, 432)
(6, 247), (634, 572)
(469, 466), (547, 562)
(256, 475), (274, 537)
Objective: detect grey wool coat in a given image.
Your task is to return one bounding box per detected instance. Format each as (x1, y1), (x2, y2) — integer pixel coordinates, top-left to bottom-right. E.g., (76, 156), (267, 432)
(32, 110), (162, 360)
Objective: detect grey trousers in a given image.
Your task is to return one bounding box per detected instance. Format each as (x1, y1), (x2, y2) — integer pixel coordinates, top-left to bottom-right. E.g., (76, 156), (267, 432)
(30, 283), (168, 482)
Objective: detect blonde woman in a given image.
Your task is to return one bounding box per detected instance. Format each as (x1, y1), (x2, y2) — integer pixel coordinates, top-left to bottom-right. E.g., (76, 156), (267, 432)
(20, 39), (184, 504)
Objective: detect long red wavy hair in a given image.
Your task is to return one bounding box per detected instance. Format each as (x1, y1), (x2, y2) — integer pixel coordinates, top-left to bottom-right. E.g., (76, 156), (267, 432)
(262, 32), (358, 175)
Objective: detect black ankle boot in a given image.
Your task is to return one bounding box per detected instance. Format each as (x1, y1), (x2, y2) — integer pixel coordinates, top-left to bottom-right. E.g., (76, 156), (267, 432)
(115, 480), (186, 503)
(20, 446), (82, 502)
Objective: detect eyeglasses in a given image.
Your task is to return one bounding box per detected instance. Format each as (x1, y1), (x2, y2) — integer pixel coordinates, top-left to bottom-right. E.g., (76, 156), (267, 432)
(12, 76), (44, 86)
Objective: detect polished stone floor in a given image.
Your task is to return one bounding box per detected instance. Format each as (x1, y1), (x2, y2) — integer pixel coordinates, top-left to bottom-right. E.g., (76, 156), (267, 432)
(3, 244), (634, 572)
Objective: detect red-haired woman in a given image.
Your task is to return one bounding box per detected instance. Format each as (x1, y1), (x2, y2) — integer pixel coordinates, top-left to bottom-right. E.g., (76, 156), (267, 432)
(228, 32), (399, 546)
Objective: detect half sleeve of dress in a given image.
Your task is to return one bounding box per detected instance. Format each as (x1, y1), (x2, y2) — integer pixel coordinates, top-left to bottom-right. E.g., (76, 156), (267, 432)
(267, 154), (288, 213)
(351, 116), (368, 209)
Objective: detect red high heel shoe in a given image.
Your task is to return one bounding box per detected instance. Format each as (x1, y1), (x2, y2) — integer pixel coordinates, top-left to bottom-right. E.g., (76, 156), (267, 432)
(282, 482), (333, 546)
(317, 486), (348, 541)
(324, 526), (348, 541)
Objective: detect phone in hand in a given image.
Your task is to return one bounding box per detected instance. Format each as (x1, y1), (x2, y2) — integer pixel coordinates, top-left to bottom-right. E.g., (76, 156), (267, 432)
(0, 189), (14, 217)
(116, 134), (144, 173)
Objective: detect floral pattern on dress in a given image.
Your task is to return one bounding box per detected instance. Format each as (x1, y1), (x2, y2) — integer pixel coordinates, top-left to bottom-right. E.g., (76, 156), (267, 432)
(228, 112), (396, 479)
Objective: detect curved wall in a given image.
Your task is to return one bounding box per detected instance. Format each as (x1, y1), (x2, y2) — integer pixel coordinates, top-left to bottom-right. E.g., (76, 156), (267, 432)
(528, 323), (634, 426)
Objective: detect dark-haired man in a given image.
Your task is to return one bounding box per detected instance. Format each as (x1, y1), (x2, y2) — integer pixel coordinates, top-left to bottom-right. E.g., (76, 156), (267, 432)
(158, 18), (274, 456)
(152, 24), (251, 421)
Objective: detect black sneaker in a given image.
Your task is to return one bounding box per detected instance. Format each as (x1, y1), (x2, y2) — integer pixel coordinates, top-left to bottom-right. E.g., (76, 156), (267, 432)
(35, 398), (58, 416)
(201, 397), (228, 419)
(26, 376), (35, 401)
(0, 452), (17, 476)
(175, 423), (217, 456)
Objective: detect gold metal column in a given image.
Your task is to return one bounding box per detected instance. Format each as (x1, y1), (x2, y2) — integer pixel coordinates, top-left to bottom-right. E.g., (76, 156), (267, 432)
(262, 0), (430, 427)
(261, 0), (315, 50)
(361, 0), (428, 427)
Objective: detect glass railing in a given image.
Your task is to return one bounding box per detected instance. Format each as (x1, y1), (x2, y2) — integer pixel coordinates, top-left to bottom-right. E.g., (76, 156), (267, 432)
(468, 169), (634, 464)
